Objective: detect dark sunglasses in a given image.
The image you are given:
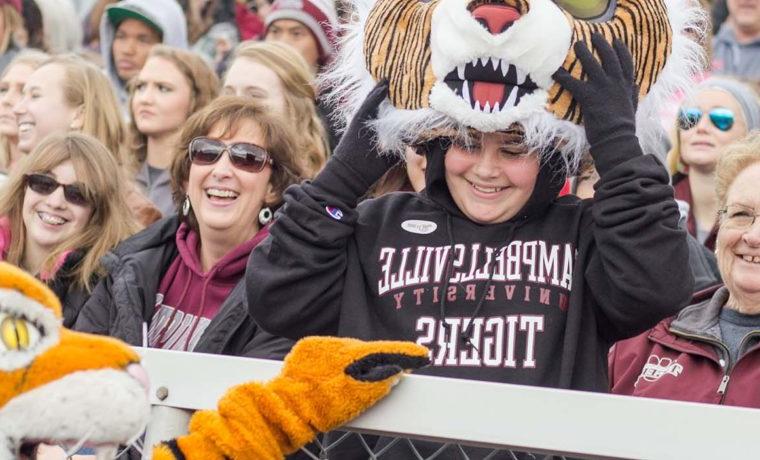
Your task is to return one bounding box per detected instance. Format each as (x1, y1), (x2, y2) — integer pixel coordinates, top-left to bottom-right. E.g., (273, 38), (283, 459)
(188, 137), (273, 173)
(677, 107), (735, 132)
(24, 173), (90, 207)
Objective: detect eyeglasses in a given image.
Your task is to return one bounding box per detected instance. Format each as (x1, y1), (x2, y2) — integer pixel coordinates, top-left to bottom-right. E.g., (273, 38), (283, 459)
(188, 137), (273, 173)
(677, 107), (735, 132)
(718, 204), (760, 229)
(24, 174), (90, 207)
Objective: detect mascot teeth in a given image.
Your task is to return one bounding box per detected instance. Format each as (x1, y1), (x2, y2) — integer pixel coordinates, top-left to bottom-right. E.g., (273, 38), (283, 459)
(444, 58), (538, 113)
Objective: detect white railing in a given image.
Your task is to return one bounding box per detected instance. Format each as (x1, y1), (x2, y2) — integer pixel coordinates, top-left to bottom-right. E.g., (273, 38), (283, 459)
(136, 347), (760, 460)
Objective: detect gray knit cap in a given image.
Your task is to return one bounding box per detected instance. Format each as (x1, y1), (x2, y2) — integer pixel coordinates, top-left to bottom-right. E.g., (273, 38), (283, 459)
(688, 77), (760, 132)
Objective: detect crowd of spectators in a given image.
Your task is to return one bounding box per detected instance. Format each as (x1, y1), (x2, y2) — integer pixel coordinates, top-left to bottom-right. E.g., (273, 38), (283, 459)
(0, 0), (758, 458)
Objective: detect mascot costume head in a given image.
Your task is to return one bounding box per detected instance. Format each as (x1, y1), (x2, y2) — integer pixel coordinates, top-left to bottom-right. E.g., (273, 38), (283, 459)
(0, 261), (429, 459)
(326, 0), (705, 169)
(0, 262), (150, 459)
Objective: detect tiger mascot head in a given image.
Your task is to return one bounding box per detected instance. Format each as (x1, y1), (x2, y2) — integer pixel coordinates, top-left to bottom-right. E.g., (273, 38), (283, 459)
(326, 0), (706, 168)
(0, 262), (150, 459)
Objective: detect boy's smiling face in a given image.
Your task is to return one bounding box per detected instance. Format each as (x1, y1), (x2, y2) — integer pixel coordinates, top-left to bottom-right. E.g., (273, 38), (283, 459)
(444, 131), (539, 224)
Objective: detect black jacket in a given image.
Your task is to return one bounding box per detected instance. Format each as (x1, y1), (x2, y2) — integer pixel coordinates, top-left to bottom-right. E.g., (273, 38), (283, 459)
(74, 215), (292, 359)
(247, 138), (694, 391)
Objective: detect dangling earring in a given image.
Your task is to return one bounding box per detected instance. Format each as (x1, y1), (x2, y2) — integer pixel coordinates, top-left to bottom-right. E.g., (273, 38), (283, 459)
(182, 196), (191, 216)
(258, 207), (273, 225)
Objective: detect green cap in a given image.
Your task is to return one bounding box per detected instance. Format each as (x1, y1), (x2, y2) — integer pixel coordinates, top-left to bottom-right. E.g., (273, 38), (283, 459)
(106, 5), (163, 38)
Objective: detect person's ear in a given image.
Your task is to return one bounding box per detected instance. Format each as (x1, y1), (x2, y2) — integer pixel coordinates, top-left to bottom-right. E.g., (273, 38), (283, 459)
(70, 105), (85, 130)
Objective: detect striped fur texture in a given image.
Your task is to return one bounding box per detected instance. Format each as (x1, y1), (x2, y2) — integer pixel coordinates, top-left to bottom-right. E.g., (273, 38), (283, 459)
(323, 0), (705, 170)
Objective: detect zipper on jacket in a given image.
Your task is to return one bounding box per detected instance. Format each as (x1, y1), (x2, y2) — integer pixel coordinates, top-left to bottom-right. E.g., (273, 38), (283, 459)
(669, 328), (732, 401)
(717, 375), (730, 395)
(670, 329), (760, 403)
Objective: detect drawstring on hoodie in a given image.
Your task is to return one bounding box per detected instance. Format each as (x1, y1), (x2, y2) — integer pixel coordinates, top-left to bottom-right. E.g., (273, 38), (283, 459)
(439, 214), (524, 350)
(153, 273), (194, 348)
(183, 270), (217, 351)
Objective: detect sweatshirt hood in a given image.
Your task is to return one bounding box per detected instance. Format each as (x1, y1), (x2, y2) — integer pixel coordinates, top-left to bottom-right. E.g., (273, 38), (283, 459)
(100, 0), (188, 103)
(421, 137), (567, 224)
(174, 222), (269, 280)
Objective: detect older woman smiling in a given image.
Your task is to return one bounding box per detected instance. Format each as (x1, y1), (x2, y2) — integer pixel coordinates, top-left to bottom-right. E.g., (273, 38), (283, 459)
(76, 96), (304, 359)
(611, 132), (760, 408)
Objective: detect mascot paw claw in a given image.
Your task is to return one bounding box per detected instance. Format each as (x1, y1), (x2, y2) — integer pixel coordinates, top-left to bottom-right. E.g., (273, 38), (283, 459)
(153, 337), (430, 460)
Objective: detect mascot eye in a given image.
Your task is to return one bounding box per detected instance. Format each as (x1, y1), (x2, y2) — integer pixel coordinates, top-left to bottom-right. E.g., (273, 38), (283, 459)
(0, 313), (42, 351)
(554, 0), (614, 20)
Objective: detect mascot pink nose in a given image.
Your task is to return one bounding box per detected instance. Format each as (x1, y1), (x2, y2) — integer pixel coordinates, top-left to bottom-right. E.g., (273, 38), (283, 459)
(127, 363), (151, 394)
(472, 4), (521, 34)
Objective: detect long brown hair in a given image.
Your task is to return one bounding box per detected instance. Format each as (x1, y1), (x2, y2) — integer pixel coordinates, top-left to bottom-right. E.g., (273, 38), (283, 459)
(0, 133), (139, 290)
(128, 45), (220, 166)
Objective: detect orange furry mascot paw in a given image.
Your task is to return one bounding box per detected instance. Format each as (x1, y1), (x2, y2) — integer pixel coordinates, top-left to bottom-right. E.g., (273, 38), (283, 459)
(0, 262), (150, 459)
(152, 337), (430, 460)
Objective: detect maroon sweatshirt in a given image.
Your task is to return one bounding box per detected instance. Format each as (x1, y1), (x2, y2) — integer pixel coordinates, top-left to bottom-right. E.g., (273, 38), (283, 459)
(147, 223), (269, 351)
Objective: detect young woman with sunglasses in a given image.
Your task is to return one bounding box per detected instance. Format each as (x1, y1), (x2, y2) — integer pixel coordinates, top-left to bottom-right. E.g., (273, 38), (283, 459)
(0, 132), (139, 327)
(13, 53), (163, 226)
(667, 77), (760, 251)
(75, 96), (303, 359)
(129, 45), (220, 217)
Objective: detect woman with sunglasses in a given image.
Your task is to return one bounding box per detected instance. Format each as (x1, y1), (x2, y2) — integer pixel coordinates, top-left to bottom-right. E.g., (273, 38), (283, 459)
(611, 132), (760, 409)
(668, 77), (760, 251)
(75, 96), (303, 359)
(129, 45), (220, 217)
(13, 53), (163, 227)
(0, 132), (139, 327)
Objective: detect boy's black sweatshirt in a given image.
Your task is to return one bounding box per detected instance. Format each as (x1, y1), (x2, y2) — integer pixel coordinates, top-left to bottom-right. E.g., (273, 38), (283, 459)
(246, 140), (694, 392)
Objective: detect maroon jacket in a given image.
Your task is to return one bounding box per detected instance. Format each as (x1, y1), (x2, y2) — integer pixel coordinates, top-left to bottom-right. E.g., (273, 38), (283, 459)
(609, 286), (760, 408)
(672, 173), (718, 251)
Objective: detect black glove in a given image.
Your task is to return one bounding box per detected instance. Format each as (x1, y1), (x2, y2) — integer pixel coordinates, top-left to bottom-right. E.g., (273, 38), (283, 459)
(311, 81), (399, 206)
(553, 34), (642, 175)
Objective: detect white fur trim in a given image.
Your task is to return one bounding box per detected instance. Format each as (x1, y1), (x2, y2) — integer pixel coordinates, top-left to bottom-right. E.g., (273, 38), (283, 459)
(0, 369), (149, 456)
(322, 0), (706, 173)
(0, 289), (60, 371)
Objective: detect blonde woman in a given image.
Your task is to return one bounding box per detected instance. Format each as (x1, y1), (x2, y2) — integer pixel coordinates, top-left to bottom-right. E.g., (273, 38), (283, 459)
(13, 53), (162, 225)
(13, 53), (129, 166)
(0, 132), (139, 327)
(128, 45), (219, 215)
(0, 50), (48, 176)
(223, 40), (329, 177)
(667, 77), (760, 251)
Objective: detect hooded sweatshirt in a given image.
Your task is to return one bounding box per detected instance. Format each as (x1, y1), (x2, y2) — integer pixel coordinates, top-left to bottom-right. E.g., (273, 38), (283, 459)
(247, 137), (694, 391)
(99, 0), (188, 105)
(712, 23), (760, 79)
(148, 222), (268, 351)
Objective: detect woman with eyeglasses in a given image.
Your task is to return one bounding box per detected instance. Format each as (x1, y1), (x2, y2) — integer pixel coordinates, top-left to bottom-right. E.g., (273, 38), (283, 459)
(75, 96), (302, 359)
(0, 132), (139, 327)
(667, 77), (760, 251)
(611, 132), (760, 408)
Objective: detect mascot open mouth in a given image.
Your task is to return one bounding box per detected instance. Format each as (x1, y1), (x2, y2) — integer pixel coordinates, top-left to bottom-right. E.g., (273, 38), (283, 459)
(443, 57), (539, 113)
